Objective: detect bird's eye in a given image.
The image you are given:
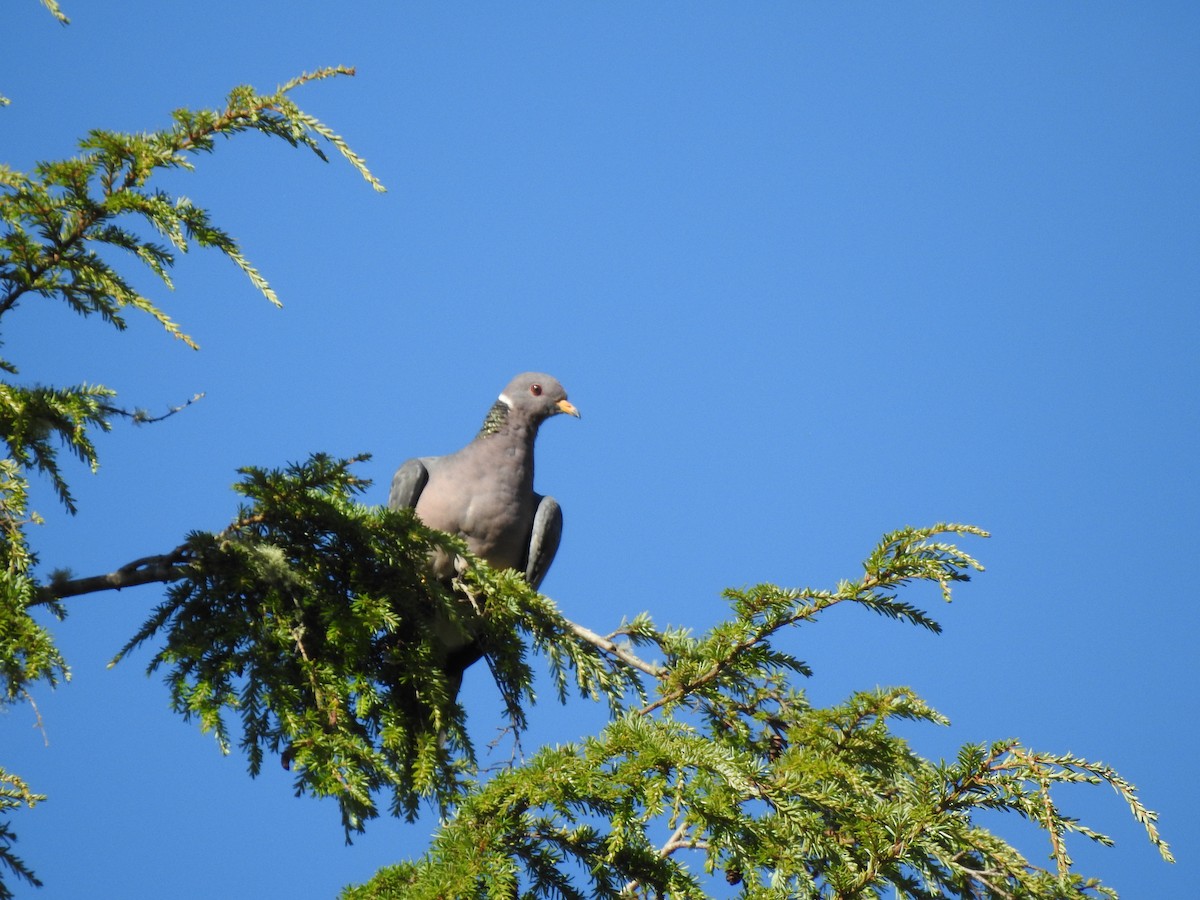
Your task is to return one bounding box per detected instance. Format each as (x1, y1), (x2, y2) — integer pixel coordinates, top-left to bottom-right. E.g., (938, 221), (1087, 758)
(530, 383), (543, 396)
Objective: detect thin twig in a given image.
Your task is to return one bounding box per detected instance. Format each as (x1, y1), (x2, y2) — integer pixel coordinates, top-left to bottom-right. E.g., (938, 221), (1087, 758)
(20, 688), (49, 747)
(100, 392), (205, 425)
(482, 723), (525, 774)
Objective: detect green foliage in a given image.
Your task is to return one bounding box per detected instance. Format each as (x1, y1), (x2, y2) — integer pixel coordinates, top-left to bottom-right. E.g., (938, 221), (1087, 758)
(0, 458), (67, 706)
(0, 63), (385, 688)
(342, 525), (1171, 899)
(0, 65), (383, 349)
(111, 454), (641, 839)
(0, 768), (43, 899)
(0, 381), (114, 514)
(39, 0), (69, 26)
(647, 524), (985, 723)
(111, 454), (462, 836)
(0, 64), (381, 895)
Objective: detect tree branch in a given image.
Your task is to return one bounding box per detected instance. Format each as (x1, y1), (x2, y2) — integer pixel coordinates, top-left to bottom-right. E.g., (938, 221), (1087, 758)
(33, 512), (272, 606)
(638, 593), (838, 717)
(562, 618), (664, 678)
(100, 392), (205, 425)
(34, 545), (190, 604)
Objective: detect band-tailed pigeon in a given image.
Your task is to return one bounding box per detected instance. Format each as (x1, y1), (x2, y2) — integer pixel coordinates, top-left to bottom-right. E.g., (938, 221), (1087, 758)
(389, 372), (580, 689)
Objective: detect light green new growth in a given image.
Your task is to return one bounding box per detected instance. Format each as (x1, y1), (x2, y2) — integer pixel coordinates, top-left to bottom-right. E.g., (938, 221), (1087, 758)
(0, 767), (44, 898)
(40, 0), (68, 25)
(0, 64), (382, 698)
(0, 65), (383, 351)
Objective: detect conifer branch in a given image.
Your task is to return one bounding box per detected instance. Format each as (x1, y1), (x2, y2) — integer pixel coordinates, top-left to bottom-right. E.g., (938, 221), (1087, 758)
(0, 767), (45, 896)
(36, 546), (191, 603)
(1, 66), (382, 328)
(620, 823), (705, 897)
(99, 392), (205, 425)
(33, 512), (268, 604)
(16, 460), (1173, 900)
(40, 0), (69, 25)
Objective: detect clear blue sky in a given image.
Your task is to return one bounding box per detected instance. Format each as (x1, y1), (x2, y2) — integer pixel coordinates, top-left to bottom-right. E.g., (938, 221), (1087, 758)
(3, 2), (1196, 896)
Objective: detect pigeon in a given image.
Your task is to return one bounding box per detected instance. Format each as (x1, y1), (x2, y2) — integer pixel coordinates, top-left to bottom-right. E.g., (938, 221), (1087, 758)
(388, 372), (580, 689)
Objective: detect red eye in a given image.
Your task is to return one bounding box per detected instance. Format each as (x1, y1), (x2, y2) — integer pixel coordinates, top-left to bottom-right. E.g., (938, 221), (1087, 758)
(530, 383), (543, 396)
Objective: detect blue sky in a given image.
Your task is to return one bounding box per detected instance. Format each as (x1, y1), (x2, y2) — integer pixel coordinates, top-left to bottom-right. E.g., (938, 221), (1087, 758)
(3, 2), (1197, 896)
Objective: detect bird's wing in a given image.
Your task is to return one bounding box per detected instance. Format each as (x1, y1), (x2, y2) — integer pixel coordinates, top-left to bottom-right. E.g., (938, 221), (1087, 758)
(525, 494), (563, 591)
(389, 457), (431, 510)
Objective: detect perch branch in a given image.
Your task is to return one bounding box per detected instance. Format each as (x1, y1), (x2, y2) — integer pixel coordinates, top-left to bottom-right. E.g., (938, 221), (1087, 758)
(35, 544), (192, 603)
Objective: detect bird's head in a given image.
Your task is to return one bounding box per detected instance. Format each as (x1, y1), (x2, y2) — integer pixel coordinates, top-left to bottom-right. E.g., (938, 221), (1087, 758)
(498, 372), (580, 423)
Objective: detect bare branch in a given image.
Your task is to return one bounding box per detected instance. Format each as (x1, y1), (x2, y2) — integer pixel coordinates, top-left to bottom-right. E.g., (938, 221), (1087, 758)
(100, 392), (205, 425)
(33, 512), (270, 606)
(35, 545), (190, 604)
(562, 618), (664, 678)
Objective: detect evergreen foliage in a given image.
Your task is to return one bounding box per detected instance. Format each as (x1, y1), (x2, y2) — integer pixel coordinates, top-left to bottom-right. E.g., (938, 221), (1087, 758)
(0, 56), (382, 891)
(1, 61), (383, 702)
(0, 767), (43, 899)
(105, 454), (642, 838)
(338, 525), (1171, 899)
(0, 8), (1175, 898)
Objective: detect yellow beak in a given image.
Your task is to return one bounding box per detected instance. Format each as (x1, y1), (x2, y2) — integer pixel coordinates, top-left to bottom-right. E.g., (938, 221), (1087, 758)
(556, 399), (581, 418)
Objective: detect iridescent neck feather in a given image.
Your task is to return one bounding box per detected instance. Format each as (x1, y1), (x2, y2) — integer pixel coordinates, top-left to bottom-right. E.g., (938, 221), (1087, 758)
(476, 398), (511, 438)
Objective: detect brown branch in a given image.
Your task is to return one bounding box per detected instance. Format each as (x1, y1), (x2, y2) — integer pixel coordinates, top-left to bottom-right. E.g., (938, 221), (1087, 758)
(35, 544), (191, 603)
(563, 618), (664, 679)
(33, 513), (267, 605)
